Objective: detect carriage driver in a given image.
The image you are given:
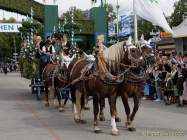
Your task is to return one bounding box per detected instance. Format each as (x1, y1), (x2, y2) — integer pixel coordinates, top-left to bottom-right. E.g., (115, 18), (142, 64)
(95, 41), (120, 82)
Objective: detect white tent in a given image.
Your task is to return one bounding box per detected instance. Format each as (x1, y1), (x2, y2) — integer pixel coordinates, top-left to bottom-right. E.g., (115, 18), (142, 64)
(173, 18), (187, 38)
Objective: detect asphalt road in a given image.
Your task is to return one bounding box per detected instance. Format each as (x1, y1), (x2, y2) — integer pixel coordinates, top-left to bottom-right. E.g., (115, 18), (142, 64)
(0, 72), (187, 140)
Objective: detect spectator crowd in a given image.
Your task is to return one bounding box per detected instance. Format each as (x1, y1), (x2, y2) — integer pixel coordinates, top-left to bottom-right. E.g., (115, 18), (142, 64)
(144, 54), (187, 107)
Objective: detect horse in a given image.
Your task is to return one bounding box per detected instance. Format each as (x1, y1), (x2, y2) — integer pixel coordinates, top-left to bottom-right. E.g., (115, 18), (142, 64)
(42, 61), (67, 112)
(69, 41), (143, 135)
(117, 42), (156, 131)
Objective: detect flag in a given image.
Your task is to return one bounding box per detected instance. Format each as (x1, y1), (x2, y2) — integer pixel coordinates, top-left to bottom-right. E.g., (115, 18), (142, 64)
(134, 0), (173, 34)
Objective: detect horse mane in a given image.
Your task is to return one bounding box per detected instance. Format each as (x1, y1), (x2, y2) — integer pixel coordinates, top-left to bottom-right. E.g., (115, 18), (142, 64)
(103, 41), (126, 72)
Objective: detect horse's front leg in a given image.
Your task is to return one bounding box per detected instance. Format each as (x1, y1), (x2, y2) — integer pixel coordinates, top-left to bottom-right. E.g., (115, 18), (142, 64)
(114, 96), (121, 122)
(99, 97), (106, 121)
(74, 89), (82, 123)
(109, 95), (119, 135)
(93, 95), (102, 133)
(121, 92), (131, 130)
(55, 87), (64, 112)
(128, 94), (140, 131)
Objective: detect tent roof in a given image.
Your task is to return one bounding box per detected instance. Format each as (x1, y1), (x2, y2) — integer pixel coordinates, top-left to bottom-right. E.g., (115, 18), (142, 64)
(173, 18), (187, 38)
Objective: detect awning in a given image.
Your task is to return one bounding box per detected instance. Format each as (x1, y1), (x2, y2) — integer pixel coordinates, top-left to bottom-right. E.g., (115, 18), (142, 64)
(158, 45), (176, 50)
(173, 18), (187, 38)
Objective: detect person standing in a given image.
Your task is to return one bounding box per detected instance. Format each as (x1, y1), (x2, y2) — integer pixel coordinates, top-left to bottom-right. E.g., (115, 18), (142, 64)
(153, 66), (162, 102)
(176, 66), (184, 107)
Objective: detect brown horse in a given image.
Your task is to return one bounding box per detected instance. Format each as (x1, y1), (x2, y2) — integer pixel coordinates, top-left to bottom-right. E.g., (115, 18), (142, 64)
(69, 41), (143, 135)
(42, 63), (67, 112)
(118, 43), (156, 131)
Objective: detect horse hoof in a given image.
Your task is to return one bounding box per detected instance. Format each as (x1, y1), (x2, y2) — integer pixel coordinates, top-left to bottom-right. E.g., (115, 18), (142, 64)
(74, 118), (80, 123)
(111, 130), (119, 136)
(115, 117), (121, 122)
(80, 120), (87, 124)
(45, 103), (50, 107)
(99, 116), (106, 121)
(59, 108), (64, 112)
(83, 107), (90, 110)
(94, 129), (102, 134)
(128, 127), (136, 131)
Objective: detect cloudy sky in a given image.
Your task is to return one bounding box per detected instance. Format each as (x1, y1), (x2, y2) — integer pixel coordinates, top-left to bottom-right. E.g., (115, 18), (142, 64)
(0, 0), (179, 21)
(34, 0), (179, 16)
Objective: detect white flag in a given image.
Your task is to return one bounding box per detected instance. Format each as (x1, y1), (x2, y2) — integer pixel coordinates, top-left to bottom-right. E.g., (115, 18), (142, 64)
(134, 0), (173, 34)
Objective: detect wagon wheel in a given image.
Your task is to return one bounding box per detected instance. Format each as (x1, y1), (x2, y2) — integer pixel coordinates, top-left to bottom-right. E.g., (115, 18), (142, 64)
(31, 78), (36, 94)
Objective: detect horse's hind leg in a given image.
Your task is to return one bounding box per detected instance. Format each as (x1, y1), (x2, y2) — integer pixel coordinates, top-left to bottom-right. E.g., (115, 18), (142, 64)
(93, 95), (102, 133)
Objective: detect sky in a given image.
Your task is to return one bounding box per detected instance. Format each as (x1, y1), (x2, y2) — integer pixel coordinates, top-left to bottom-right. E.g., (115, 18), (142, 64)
(0, 0), (179, 21)
(34, 0), (179, 16)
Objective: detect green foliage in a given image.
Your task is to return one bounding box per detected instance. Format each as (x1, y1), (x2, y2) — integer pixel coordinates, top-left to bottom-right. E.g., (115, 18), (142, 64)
(104, 3), (117, 23)
(19, 21), (43, 39)
(138, 19), (154, 39)
(60, 7), (94, 35)
(0, 0), (44, 22)
(170, 0), (187, 27)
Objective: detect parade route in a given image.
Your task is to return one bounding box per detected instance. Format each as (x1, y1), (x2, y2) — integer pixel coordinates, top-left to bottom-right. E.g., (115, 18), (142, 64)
(0, 72), (187, 140)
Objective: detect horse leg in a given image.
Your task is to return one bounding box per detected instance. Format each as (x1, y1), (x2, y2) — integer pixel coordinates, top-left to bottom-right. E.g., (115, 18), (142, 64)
(114, 96), (121, 122)
(128, 94), (140, 131)
(99, 97), (106, 121)
(108, 95), (119, 135)
(63, 90), (69, 107)
(121, 92), (131, 130)
(44, 83), (50, 107)
(83, 95), (90, 110)
(93, 95), (102, 133)
(74, 89), (82, 123)
(55, 87), (64, 112)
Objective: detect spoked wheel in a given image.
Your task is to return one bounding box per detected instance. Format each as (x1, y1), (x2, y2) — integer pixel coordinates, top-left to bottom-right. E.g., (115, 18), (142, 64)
(31, 78), (36, 94)
(36, 86), (41, 101)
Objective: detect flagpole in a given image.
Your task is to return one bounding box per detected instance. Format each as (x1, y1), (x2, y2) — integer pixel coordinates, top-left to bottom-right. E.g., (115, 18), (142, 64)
(133, 0), (138, 44)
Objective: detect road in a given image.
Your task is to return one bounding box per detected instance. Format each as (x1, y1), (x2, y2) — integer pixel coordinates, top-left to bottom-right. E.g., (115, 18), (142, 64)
(0, 72), (187, 140)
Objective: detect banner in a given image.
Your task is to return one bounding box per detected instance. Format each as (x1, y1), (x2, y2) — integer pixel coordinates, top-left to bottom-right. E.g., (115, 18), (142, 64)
(0, 23), (22, 33)
(134, 0), (173, 34)
(119, 15), (133, 37)
(108, 22), (116, 37)
(95, 32), (107, 45)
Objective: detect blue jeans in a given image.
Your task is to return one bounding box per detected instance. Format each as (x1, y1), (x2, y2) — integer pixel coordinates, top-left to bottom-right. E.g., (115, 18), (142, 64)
(155, 81), (161, 99)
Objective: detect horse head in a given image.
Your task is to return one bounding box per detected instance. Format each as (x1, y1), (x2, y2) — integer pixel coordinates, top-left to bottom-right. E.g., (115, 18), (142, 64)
(137, 40), (156, 69)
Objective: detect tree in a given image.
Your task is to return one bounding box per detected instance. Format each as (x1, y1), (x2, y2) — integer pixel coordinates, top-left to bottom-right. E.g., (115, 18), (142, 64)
(170, 0), (187, 27)
(104, 3), (117, 23)
(138, 19), (154, 39)
(18, 21), (42, 40)
(60, 7), (92, 35)
(91, 0), (104, 7)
